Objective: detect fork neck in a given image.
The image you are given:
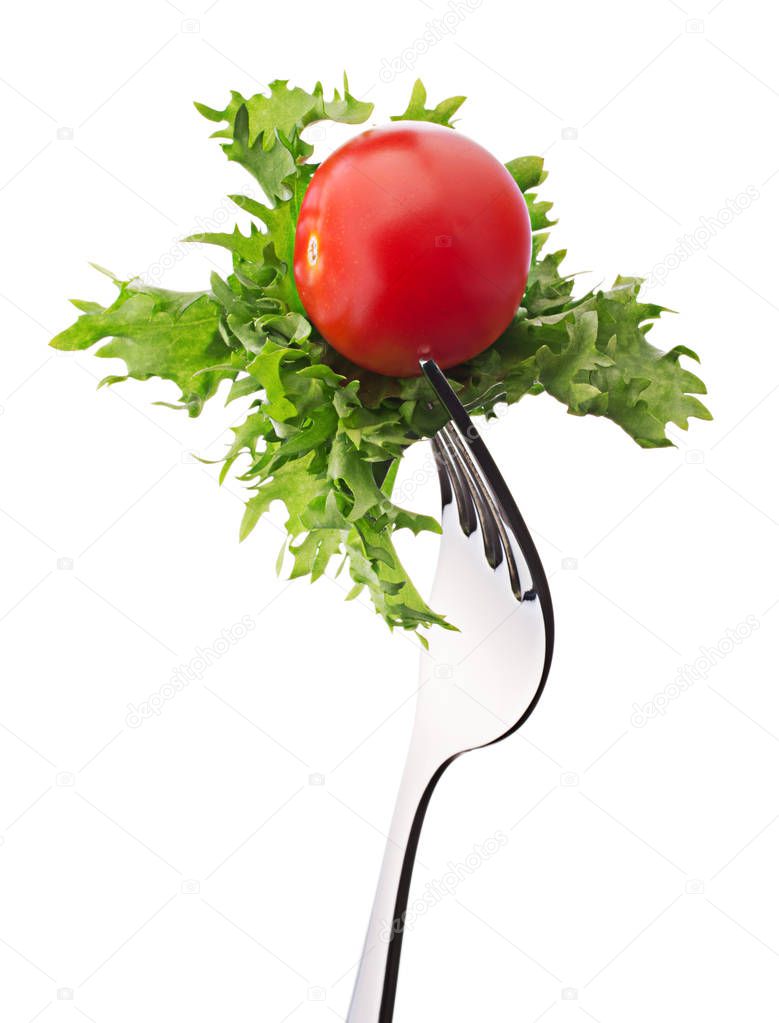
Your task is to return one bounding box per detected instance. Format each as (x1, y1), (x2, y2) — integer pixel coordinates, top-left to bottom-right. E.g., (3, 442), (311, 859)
(347, 740), (452, 1023)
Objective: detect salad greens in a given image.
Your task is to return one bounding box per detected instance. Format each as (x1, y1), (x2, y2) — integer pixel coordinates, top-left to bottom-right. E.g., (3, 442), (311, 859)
(51, 76), (711, 636)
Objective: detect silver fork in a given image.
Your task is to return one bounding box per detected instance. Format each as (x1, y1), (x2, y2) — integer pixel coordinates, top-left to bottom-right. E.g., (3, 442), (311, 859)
(346, 359), (555, 1022)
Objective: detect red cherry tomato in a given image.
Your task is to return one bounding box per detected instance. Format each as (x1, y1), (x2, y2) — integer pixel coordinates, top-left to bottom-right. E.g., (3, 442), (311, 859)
(293, 122), (531, 377)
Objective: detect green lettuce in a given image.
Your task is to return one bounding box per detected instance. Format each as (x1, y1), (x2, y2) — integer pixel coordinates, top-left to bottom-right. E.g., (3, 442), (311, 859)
(51, 75), (711, 636)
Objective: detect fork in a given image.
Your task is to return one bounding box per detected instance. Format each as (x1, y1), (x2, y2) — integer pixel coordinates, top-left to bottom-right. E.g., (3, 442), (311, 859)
(346, 359), (555, 1022)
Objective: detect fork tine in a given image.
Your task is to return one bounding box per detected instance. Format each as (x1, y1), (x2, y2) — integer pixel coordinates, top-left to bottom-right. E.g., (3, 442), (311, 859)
(442, 422), (522, 597)
(435, 430), (504, 570)
(431, 435), (477, 536)
(421, 358), (553, 615)
(430, 435), (454, 507)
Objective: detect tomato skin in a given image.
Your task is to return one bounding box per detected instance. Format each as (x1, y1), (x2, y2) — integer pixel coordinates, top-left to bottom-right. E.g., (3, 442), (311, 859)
(293, 122), (531, 377)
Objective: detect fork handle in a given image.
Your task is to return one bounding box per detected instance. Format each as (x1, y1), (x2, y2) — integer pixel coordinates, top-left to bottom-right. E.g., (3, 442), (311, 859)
(347, 741), (449, 1022)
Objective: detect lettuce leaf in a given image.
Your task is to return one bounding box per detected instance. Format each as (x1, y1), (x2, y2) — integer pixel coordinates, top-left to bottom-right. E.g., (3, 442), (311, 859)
(51, 77), (711, 635)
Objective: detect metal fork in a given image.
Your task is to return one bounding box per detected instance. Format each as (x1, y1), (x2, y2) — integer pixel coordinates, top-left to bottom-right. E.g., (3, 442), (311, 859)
(346, 359), (555, 1022)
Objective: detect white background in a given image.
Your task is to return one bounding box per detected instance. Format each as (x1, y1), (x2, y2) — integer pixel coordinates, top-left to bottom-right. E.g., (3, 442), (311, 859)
(2, 1), (778, 1020)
